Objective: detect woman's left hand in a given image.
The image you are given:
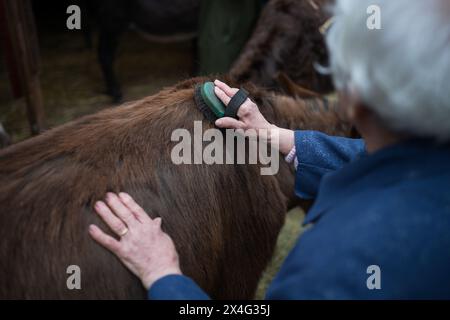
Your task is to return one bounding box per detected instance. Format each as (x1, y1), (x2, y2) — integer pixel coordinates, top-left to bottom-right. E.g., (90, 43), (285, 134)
(89, 192), (182, 290)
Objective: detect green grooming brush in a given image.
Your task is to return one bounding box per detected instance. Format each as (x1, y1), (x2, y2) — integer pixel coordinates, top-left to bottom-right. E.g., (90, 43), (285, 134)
(200, 82), (226, 118)
(194, 82), (226, 121)
(194, 81), (250, 122)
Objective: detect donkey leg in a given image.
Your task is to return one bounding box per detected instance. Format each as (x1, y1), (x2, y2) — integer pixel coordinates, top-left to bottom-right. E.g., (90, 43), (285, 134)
(98, 29), (123, 103)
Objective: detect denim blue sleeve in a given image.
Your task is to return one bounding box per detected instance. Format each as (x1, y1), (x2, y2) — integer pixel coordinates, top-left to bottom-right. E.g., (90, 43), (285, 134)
(294, 131), (366, 199)
(147, 275), (210, 300)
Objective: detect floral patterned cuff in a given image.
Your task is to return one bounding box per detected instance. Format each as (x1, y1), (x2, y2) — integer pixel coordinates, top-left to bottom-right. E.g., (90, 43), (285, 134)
(285, 146), (298, 169)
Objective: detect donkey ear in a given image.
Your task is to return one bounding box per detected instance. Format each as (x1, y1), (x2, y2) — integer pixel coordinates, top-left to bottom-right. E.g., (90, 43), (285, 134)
(275, 72), (321, 99)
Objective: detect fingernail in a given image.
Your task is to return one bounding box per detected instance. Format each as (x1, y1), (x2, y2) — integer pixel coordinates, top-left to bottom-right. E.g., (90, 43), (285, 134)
(95, 201), (102, 209)
(119, 192), (130, 200)
(215, 119), (222, 126)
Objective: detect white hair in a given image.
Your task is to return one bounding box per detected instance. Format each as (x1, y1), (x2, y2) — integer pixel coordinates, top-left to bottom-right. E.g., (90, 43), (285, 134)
(326, 0), (450, 141)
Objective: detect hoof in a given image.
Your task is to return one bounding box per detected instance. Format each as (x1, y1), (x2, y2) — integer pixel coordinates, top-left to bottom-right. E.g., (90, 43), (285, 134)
(111, 92), (123, 104)
(105, 88), (123, 104)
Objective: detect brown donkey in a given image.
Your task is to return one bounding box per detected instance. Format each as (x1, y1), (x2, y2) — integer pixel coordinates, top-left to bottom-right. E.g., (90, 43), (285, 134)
(230, 0), (334, 94)
(0, 77), (352, 299)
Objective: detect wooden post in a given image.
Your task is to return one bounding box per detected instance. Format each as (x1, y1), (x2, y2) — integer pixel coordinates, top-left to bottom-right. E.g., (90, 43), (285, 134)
(2, 0), (45, 135)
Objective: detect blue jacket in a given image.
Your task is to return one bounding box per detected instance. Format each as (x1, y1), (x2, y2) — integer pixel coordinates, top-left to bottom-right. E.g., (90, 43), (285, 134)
(149, 131), (450, 300)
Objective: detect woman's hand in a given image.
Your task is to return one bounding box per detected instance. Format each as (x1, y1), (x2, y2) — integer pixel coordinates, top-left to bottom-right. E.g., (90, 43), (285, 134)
(214, 79), (273, 132)
(89, 192), (182, 290)
(214, 80), (295, 155)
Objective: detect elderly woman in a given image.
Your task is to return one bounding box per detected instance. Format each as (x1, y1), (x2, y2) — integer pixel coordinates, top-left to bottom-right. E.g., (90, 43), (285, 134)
(88, 0), (450, 299)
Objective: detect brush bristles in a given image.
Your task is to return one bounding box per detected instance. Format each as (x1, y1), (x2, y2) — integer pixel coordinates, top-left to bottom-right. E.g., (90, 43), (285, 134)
(194, 85), (219, 123)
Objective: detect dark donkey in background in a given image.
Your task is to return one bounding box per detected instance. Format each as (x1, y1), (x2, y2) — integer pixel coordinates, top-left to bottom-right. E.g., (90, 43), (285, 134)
(89, 0), (200, 102)
(90, 0), (333, 102)
(0, 77), (352, 299)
